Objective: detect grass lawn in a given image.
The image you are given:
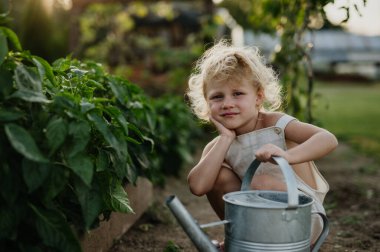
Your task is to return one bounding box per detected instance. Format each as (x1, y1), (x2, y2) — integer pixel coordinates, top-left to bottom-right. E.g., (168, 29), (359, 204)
(313, 80), (380, 161)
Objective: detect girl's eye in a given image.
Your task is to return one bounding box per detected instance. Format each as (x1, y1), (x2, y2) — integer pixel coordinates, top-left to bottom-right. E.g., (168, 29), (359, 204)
(233, 92), (243, 96)
(210, 94), (223, 100)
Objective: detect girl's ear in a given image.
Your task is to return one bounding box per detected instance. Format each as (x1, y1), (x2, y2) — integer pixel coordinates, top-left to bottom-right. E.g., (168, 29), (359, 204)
(256, 87), (264, 106)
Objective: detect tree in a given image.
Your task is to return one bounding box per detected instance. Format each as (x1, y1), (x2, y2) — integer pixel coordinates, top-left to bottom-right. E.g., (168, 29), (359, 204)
(219, 0), (363, 122)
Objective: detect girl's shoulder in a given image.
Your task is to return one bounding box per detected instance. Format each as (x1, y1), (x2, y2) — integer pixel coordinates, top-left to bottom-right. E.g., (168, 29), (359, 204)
(260, 111), (287, 128)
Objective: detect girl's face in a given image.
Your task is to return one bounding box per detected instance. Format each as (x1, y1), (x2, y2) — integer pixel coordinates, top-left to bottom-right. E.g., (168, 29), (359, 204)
(205, 78), (263, 135)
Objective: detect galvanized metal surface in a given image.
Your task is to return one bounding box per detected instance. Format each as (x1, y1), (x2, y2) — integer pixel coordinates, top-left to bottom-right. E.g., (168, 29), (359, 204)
(165, 195), (219, 252)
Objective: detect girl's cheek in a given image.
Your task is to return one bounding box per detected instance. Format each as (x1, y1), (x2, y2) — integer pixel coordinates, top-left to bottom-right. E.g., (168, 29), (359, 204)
(206, 103), (213, 116)
(209, 104), (220, 115)
(207, 102), (215, 110)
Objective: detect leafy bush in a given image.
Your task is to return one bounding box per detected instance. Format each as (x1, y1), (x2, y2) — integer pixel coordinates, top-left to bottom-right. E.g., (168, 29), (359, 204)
(0, 26), (201, 251)
(150, 96), (202, 182)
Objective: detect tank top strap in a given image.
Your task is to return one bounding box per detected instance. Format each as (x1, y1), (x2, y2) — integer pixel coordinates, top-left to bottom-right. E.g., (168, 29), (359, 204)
(275, 114), (298, 130)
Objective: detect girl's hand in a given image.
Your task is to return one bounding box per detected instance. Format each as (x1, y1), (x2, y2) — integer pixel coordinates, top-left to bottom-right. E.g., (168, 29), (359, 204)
(255, 144), (289, 163)
(209, 116), (236, 139)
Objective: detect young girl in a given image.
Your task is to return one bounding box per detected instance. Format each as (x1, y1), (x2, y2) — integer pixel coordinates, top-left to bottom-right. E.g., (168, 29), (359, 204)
(186, 40), (338, 248)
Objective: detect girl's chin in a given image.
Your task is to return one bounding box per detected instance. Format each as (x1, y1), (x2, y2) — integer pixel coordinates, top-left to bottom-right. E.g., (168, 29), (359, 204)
(219, 121), (234, 128)
(223, 124), (240, 131)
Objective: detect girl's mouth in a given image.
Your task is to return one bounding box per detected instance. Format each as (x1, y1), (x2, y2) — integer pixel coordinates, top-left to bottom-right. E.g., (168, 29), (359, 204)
(221, 112), (239, 117)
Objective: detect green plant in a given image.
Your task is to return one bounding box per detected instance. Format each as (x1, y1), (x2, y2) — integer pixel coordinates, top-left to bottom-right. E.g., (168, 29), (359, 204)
(152, 96), (203, 179)
(0, 25), (201, 251)
(164, 240), (181, 252)
(0, 26), (144, 251)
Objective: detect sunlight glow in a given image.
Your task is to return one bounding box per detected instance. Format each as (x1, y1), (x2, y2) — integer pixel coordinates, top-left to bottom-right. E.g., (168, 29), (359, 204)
(324, 0), (380, 36)
(41, 0), (54, 15)
(41, 0), (72, 15)
(57, 0), (72, 10)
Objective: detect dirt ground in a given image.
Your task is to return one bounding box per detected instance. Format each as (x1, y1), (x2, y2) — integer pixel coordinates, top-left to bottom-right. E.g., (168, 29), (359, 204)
(109, 143), (380, 252)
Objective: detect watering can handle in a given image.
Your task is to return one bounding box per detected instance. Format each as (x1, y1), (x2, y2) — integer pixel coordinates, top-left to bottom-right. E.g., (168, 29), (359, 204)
(311, 212), (330, 252)
(241, 156), (299, 208)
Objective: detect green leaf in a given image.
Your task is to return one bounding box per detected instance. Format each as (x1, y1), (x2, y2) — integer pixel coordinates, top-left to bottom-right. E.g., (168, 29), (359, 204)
(107, 79), (129, 105)
(75, 181), (103, 229)
(87, 111), (127, 157)
(32, 56), (57, 86)
(54, 94), (77, 111)
(52, 57), (71, 72)
(67, 153), (94, 187)
(70, 66), (88, 76)
(46, 117), (68, 156)
(109, 151), (130, 180)
(0, 27), (22, 51)
(87, 79), (105, 90)
(68, 121), (90, 157)
(9, 89), (50, 103)
(4, 124), (49, 163)
(42, 165), (68, 201)
(14, 64), (43, 92)
(11, 64), (50, 102)
(0, 109), (24, 122)
(128, 122), (144, 138)
(104, 106), (144, 145)
(109, 183), (134, 213)
(104, 106), (129, 135)
(96, 150), (109, 172)
(0, 29), (8, 66)
(22, 159), (51, 193)
(125, 155), (137, 183)
(29, 204), (81, 252)
(125, 136), (141, 145)
(80, 100), (95, 114)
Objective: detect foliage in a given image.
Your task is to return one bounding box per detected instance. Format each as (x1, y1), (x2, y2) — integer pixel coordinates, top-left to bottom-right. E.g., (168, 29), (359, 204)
(152, 95), (202, 179)
(219, 0), (363, 122)
(76, 1), (217, 95)
(1, 0), (70, 62)
(0, 25), (201, 251)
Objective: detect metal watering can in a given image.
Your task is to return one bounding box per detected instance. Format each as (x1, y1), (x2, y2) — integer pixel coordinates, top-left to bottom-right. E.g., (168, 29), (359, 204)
(166, 156), (329, 252)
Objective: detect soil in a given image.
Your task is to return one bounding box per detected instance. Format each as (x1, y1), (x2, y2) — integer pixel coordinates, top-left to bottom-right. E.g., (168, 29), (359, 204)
(109, 143), (380, 252)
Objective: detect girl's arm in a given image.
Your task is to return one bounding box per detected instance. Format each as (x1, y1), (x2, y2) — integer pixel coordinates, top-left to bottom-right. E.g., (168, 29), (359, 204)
(187, 117), (235, 196)
(187, 135), (234, 196)
(255, 120), (338, 164)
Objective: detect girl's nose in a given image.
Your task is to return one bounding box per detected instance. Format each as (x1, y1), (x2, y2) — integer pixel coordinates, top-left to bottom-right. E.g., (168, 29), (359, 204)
(222, 98), (234, 109)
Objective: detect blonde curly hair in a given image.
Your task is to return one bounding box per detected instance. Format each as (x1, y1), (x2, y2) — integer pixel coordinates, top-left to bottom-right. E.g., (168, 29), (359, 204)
(186, 39), (282, 122)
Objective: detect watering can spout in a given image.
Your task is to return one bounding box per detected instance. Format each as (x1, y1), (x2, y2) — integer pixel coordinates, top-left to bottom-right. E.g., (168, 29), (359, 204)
(166, 195), (219, 252)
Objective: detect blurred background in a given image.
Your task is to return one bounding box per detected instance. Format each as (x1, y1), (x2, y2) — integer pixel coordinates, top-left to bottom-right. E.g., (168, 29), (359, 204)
(3, 0), (378, 156)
